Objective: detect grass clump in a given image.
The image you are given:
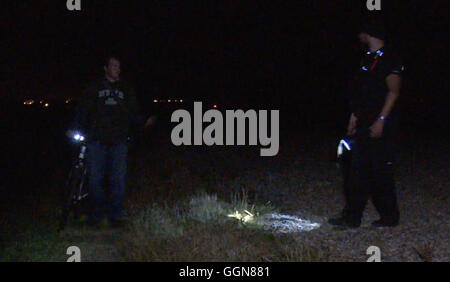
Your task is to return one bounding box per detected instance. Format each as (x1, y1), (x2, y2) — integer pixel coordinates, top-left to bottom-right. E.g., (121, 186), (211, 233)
(115, 192), (326, 262)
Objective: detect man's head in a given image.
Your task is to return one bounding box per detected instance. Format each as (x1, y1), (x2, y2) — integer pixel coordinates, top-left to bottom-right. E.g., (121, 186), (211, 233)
(104, 56), (121, 82)
(359, 17), (386, 46)
(358, 32), (371, 45)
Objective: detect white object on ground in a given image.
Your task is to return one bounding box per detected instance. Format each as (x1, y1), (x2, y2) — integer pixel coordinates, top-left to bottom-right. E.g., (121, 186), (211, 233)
(256, 213), (321, 233)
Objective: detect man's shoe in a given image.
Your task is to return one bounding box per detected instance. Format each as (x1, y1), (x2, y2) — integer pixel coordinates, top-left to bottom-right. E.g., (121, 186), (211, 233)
(371, 219), (399, 228)
(328, 217), (360, 228)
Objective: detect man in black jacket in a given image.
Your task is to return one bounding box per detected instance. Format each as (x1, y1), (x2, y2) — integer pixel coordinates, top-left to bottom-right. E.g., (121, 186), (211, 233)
(68, 55), (154, 227)
(329, 21), (404, 228)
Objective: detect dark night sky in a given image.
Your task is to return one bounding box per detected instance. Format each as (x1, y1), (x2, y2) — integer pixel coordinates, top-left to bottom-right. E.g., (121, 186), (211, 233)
(1, 0), (448, 119)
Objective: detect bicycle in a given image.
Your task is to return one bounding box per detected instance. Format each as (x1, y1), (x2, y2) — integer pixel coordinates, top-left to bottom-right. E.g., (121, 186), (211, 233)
(58, 132), (89, 232)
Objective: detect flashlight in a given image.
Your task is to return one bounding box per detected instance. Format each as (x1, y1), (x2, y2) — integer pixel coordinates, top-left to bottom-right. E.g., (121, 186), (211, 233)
(73, 133), (85, 142)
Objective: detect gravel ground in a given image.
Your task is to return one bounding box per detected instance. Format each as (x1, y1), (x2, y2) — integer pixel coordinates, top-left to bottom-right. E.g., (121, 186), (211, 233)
(148, 133), (449, 262)
(278, 165), (449, 262)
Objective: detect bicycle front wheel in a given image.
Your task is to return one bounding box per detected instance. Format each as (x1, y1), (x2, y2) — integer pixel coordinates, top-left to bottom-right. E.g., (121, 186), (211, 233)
(58, 165), (87, 231)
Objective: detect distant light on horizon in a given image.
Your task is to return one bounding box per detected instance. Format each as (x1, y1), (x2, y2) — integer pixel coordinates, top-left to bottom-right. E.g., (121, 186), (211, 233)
(153, 99), (184, 103)
(23, 99), (34, 105)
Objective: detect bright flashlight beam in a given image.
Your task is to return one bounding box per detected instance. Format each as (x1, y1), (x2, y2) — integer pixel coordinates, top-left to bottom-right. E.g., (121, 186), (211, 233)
(228, 210), (254, 223)
(260, 214), (321, 233)
(228, 211), (321, 233)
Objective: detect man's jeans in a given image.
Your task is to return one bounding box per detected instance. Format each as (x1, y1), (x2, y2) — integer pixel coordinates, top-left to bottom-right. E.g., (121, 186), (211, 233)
(342, 124), (400, 224)
(87, 141), (128, 223)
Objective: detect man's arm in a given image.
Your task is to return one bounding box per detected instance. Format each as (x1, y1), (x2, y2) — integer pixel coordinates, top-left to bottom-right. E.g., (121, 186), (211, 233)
(380, 73), (402, 117)
(369, 73), (402, 138)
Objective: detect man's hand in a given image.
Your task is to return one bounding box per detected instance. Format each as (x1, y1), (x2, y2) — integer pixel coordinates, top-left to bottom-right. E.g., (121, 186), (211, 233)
(369, 119), (384, 138)
(66, 130), (76, 138)
(144, 116), (157, 128)
(347, 113), (357, 136)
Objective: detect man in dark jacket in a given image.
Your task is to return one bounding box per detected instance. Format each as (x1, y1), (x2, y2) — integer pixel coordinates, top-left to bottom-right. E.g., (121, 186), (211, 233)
(329, 20), (404, 228)
(68, 55), (154, 227)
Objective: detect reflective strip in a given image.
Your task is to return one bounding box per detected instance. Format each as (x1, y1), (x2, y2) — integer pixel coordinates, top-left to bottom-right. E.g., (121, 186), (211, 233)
(337, 145), (343, 157)
(376, 49), (384, 56)
(337, 139), (352, 158)
(340, 139), (351, 151)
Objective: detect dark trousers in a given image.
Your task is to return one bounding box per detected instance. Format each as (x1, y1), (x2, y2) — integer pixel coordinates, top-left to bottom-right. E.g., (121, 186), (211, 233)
(86, 141), (128, 223)
(342, 129), (400, 224)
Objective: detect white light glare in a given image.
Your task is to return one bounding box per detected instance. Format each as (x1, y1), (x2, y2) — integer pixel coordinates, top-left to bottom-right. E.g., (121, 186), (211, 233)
(73, 133), (85, 141)
(228, 210), (254, 223)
